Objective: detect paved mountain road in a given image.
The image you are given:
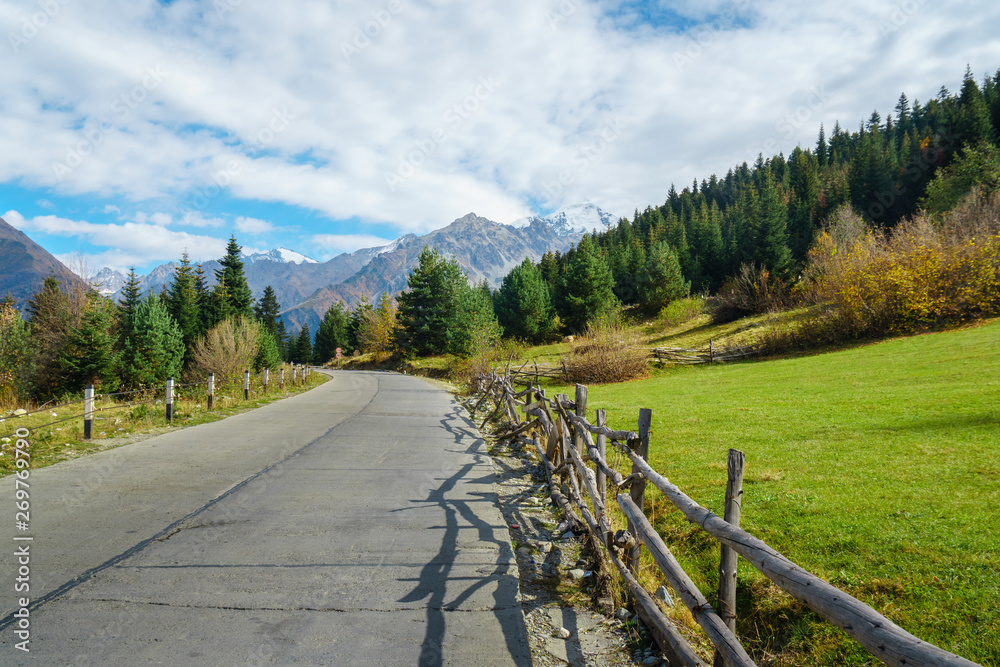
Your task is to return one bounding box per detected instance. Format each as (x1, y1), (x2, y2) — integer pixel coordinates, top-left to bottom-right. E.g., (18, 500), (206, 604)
(0, 371), (530, 665)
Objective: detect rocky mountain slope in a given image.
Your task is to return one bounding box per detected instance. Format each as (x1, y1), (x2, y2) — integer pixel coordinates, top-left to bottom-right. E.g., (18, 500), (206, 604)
(280, 213), (584, 332)
(0, 217), (83, 313)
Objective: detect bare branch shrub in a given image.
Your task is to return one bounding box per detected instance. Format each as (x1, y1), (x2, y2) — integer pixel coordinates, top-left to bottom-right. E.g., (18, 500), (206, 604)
(186, 316), (260, 389)
(570, 314), (648, 384)
(712, 263), (788, 323)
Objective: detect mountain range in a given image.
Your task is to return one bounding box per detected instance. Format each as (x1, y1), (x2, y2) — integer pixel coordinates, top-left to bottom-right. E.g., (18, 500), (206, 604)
(2, 203), (612, 333)
(0, 216), (84, 313)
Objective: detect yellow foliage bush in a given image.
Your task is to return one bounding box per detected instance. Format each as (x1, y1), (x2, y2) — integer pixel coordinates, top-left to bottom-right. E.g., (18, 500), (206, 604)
(799, 195), (1000, 338)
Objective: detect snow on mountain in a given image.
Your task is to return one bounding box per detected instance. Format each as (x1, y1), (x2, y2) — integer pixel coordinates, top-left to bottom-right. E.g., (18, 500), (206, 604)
(509, 202), (616, 237)
(92, 267), (127, 296)
(242, 247), (317, 264)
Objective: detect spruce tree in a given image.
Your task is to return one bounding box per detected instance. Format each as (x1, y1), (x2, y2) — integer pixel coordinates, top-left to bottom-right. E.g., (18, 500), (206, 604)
(0, 296), (34, 402)
(25, 275), (75, 397)
(494, 258), (554, 343)
(396, 246), (466, 355)
(59, 296), (120, 391)
(164, 253), (201, 360)
(122, 294), (184, 388)
(295, 324), (313, 364)
(637, 242), (689, 313)
(313, 302), (351, 363)
(558, 235), (618, 333)
(254, 286), (282, 338)
(215, 236), (254, 318)
(448, 280), (501, 357)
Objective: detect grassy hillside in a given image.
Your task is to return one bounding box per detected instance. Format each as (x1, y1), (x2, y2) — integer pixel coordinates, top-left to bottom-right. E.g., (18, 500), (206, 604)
(538, 318), (998, 664)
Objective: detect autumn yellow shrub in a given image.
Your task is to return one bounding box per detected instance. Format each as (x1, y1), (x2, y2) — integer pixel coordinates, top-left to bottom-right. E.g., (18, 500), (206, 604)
(799, 195), (1000, 338)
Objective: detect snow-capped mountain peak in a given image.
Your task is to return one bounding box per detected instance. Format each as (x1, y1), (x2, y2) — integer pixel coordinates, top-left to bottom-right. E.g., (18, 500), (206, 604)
(508, 202), (615, 237)
(242, 247), (318, 264)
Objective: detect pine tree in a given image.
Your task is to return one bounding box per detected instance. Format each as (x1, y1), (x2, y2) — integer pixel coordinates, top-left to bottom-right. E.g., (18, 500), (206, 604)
(215, 236), (254, 318)
(164, 253), (201, 361)
(59, 295), (120, 391)
(816, 124), (829, 168)
(637, 241), (689, 313)
(0, 296), (34, 402)
(254, 286), (282, 338)
(957, 65), (995, 146)
(313, 301), (351, 363)
(494, 258), (555, 343)
(558, 235), (618, 333)
(194, 264), (212, 335)
(448, 280), (501, 357)
(396, 246), (467, 356)
(25, 275), (76, 397)
(122, 294), (184, 388)
(295, 324), (313, 364)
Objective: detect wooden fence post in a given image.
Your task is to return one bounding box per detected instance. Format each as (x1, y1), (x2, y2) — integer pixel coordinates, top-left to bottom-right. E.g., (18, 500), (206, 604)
(626, 408), (652, 573)
(280, 367), (285, 389)
(84, 384), (94, 440)
(166, 377), (174, 422)
(709, 338), (715, 363)
(263, 367), (269, 393)
(243, 370), (250, 400)
(714, 448), (745, 667)
(293, 366), (298, 386)
(596, 408), (607, 510)
(574, 384), (588, 499)
(207, 373), (215, 410)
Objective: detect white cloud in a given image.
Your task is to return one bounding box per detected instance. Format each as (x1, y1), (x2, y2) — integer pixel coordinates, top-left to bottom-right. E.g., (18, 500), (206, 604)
(0, 0), (998, 242)
(4, 210), (228, 267)
(234, 216), (275, 235)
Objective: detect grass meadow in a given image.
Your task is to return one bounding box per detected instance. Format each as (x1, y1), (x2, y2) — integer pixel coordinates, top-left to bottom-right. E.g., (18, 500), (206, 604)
(538, 318), (999, 664)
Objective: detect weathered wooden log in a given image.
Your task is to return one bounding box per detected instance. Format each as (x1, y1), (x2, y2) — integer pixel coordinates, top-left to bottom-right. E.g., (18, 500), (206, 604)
(563, 411), (639, 445)
(471, 374), (498, 413)
(595, 409), (607, 510)
(618, 495), (756, 667)
(715, 449), (746, 667)
(611, 445), (982, 667)
(488, 418), (541, 441)
(606, 537), (708, 667)
(626, 409), (651, 573)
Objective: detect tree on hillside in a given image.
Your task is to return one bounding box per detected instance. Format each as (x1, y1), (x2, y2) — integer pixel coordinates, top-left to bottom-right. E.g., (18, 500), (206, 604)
(164, 253), (201, 362)
(294, 324), (313, 364)
(396, 246), (466, 355)
(558, 235), (618, 333)
(25, 275), (79, 397)
(254, 286), (282, 338)
(122, 294), (184, 388)
(59, 295), (120, 391)
(494, 258), (554, 343)
(215, 236), (254, 318)
(313, 301), (351, 363)
(637, 241), (689, 313)
(357, 293), (398, 357)
(0, 296), (33, 403)
(448, 280), (501, 356)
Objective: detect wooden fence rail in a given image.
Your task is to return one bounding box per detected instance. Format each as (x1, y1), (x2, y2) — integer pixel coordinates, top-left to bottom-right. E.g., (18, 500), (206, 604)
(467, 371), (981, 667)
(2, 364), (315, 442)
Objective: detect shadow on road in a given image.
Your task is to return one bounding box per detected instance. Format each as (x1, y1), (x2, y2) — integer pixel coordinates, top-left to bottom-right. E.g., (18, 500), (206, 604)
(397, 404), (528, 666)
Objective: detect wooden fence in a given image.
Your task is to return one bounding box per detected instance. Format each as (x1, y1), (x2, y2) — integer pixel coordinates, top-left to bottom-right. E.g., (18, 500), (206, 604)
(649, 339), (757, 365)
(468, 371), (981, 667)
(1, 365), (314, 442)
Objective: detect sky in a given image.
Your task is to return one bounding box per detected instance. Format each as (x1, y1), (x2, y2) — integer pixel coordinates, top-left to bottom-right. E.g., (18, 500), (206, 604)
(2, 0), (1000, 274)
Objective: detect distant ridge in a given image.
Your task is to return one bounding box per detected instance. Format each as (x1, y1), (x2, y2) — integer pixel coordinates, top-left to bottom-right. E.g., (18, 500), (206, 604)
(0, 217), (82, 313)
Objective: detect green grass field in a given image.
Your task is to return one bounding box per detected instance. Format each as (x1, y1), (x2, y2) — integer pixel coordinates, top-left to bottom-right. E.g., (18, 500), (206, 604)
(542, 319), (999, 664)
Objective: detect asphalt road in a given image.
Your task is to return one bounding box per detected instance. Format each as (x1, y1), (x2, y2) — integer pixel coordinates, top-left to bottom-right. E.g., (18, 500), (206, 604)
(0, 370), (530, 666)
